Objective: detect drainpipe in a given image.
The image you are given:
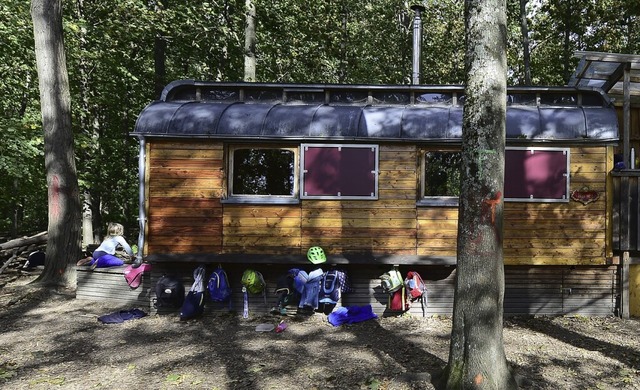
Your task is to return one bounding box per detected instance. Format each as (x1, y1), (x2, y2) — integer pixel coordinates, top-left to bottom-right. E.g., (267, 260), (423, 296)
(134, 136), (146, 267)
(411, 5), (425, 85)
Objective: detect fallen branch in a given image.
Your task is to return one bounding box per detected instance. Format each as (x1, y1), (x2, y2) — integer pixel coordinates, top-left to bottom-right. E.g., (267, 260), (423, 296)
(0, 232), (48, 251)
(0, 251), (19, 275)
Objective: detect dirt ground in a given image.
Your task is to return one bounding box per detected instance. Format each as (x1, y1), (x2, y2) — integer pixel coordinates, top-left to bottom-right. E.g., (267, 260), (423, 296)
(1, 269), (640, 390)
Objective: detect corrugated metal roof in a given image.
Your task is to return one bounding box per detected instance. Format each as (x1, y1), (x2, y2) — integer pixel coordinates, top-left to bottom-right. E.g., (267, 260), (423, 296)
(132, 81), (619, 142)
(134, 100), (618, 141)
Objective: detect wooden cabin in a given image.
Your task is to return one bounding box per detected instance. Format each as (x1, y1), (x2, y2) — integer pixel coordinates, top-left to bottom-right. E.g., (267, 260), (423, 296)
(99, 78), (626, 318)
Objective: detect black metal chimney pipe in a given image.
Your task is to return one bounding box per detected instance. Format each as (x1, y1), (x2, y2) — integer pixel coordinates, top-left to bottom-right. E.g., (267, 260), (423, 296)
(411, 5), (425, 85)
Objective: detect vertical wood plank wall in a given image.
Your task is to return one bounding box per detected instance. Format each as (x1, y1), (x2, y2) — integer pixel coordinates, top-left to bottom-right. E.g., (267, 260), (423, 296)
(145, 141), (610, 266)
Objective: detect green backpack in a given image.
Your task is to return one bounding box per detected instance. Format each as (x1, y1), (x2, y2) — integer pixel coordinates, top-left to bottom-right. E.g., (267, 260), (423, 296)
(380, 268), (404, 294)
(242, 269), (266, 295)
(241, 269), (267, 318)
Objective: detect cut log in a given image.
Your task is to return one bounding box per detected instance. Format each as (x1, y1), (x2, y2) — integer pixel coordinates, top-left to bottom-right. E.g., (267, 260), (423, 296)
(0, 232), (48, 251)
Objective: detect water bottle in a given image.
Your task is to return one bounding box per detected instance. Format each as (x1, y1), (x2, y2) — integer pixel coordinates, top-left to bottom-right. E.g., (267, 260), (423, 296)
(275, 321), (288, 333)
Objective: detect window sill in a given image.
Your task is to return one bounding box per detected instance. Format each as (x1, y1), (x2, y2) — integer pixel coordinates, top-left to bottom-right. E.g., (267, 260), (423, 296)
(416, 198), (459, 207)
(221, 197), (300, 205)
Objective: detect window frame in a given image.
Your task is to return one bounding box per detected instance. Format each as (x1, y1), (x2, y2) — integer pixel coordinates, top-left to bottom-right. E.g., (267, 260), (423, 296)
(300, 143), (379, 200)
(418, 148), (461, 207)
(223, 144), (300, 205)
(418, 146), (571, 206)
(504, 146), (570, 203)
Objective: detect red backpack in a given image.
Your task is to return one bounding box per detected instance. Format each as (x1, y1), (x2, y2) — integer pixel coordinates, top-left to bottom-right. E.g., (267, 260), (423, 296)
(404, 271), (428, 317)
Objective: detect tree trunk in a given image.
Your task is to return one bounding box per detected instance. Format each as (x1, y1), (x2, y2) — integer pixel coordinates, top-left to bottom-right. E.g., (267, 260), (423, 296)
(243, 0), (256, 82)
(31, 0), (82, 287)
(154, 1), (167, 99)
(441, 0), (517, 389)
(519, 0), (531, 85)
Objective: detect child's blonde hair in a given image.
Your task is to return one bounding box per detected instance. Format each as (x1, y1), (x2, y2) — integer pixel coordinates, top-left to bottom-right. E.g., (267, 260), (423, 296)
(106, 222), (124, 237)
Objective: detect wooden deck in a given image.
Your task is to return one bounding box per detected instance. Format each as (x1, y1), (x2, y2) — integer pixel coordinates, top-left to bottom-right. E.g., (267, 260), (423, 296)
(76, 265), (153, 308)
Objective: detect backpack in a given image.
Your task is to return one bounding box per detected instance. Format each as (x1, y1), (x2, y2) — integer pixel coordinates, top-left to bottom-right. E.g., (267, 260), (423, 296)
(381, 267), (409, 313)
(319, 269), (351, 305)
(180, 265), (206, 321)
(154, 274), (185, 309)
(388, 285), (408, 312)
(124, 263), (151, 289)
(241, 269), (267, 318)
(241, 269), (266, 295)
(404, 271), (428, 317)
(207, 266), (232, 306)
(272, 271), (301, 314)
(380, 268), (403, 294)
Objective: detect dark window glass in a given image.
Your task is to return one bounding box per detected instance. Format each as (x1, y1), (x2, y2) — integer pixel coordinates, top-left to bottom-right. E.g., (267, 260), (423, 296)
(329, 91), (369, 104)
(232, 149), (295, 196)
(200, 89), (239, 101)
(372, 91), (410, 105)
(540, 93), (577, 106)
(416, 93), (453, 105)
(507, 93), (537, 105)
(286, 91), (324, 103)
(168, 87), (197, 101)
(244, 89), (281, 102)
(424, 151), (461, 197)
(581, 93), (604, 106)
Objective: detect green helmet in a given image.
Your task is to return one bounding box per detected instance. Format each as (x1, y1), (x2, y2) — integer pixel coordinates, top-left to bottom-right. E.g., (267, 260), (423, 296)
(307, 246), (326, 264)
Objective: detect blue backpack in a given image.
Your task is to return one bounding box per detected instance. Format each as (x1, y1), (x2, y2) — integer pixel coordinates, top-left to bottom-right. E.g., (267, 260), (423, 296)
(319, 269), (350, 305)
(207, 266), (232, 306)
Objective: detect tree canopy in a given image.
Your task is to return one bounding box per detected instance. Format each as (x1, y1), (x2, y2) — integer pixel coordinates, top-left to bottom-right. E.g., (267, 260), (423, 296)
(1, 0), (637, 240)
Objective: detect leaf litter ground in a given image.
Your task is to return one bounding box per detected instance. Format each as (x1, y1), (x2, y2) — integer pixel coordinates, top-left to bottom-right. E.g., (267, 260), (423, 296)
(1, 270), (639, 390)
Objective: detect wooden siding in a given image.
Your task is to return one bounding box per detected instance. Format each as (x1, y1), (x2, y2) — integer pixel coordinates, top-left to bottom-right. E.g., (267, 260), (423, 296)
(146, 142), (224, 254)
(145, 141), (610, 266)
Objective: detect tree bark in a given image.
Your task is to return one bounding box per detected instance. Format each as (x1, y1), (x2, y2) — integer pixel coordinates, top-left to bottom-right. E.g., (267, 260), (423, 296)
(441, 0), (517, 389)
(519, 0), (531, 85)
(243, 0), (257, 82)
(31, 0), (82, 287)
(154, 0), (167, 99)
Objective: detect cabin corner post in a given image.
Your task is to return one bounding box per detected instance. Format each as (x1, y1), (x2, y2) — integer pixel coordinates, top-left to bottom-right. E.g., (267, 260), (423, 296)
(136, 136), (147, 261)
(622, 251), (630, 318)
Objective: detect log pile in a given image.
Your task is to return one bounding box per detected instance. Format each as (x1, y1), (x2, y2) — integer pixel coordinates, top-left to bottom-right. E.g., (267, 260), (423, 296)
(0, 232), (48, 274)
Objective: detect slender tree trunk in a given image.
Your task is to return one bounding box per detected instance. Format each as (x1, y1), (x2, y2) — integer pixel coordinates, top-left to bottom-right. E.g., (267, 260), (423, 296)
(244, 0), (256, 82)
(519, 0), (531, 85)
(74, 0), (96, 248)
(441, 0), (516, 389)
(154, 1), (167, 99)
(31, 0), (82, 287)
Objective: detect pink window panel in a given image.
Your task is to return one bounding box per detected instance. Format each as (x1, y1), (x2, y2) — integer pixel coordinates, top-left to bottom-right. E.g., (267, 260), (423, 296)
(505, 148), (568, 200)
(302, 145), (377, 198)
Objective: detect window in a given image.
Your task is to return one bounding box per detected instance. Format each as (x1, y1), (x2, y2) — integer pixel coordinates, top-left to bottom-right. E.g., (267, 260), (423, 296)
(504, 147), (569, 202)
(420, 147), (570, 205)
(421, 150), (462, 206)
(226, 146), (298, 203)
(300, 144), (378, 199)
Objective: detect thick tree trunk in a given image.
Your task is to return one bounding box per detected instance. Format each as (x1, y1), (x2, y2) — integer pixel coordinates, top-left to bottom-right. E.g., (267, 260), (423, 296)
(31, 0), (82, 287)
(243, 0), (256, 82)
(441, 0), (517, 389)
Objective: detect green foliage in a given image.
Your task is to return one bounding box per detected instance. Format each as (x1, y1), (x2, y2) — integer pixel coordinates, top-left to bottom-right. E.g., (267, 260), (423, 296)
(0, 0), (633, 236)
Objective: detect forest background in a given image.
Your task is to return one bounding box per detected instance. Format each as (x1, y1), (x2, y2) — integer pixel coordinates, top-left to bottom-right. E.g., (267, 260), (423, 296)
(1, 0), (638, 244)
